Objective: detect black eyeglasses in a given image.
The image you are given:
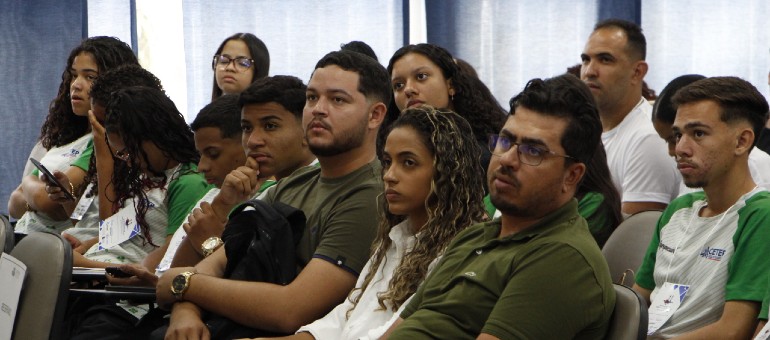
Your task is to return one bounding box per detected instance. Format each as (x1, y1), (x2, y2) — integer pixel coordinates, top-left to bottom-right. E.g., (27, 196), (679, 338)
(488, 134), (575, 166)
(212, 55), (254, 72)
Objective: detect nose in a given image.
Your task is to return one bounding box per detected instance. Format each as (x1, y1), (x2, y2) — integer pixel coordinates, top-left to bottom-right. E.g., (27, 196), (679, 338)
(309, 97), (329, 118)
(224, 59), (237, 72)
(71, 75), (83, 91)
(580, 61), (596, 79)
(496, 144), (522, 170)
(246, 130), (266, 150)
(404, 80), (417, 97)
(197, 157), (210, 173)
(383, 164), (397, 184)
(675, 135), (692, 159)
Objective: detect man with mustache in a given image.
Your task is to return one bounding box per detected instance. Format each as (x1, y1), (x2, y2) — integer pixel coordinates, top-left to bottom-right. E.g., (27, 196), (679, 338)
(633, 77), (770, 339)
(383, 74), (615, 339)
(157, 50), (388, 339)
(580, 19), (679, 215)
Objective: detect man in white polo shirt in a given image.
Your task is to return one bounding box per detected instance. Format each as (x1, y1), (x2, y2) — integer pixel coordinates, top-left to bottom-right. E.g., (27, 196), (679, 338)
(634, 77), (770, 339)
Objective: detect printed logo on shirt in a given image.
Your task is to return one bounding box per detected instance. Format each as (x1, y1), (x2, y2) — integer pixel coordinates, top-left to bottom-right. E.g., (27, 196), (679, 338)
(658, 242), (675, 254)
(61, 148), (81, 159)
(699, 246), (726, 261)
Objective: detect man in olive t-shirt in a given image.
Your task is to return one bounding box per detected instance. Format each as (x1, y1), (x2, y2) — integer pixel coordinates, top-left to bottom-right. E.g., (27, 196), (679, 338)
(385, 74), (615, 339)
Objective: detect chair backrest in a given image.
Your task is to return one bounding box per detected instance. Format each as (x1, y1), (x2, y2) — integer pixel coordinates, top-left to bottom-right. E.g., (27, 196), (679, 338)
(0, 215), (12, 253)
(10, 232), (72, 340)
(605, 283), (648, 340)
(602, 210), (662, 286)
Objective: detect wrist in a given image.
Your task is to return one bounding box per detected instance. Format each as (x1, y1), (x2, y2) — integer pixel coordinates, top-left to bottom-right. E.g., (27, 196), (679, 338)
(209, 198), (233, 223)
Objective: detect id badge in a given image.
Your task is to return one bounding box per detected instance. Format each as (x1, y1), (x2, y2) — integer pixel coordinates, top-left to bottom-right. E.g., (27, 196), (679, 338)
(70, 183), (95, 221)
(97, 205), (140, 250)
(647, 282), (690, 335)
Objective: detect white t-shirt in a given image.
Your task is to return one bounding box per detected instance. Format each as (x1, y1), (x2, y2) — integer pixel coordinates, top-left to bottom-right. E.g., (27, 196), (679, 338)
(602, 99), (680, 204)
(298, 219), (439, 340)
(15, 133), (91, 234)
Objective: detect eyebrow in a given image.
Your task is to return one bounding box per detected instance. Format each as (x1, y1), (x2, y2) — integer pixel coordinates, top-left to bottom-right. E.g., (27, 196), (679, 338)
(499, 129), (549, 148)
(70, 67), (99, 73)
(673, 121), (710, 132)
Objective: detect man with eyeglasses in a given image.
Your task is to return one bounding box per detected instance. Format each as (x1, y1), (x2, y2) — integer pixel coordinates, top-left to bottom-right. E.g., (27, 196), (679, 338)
(383, 74), (615, 340)
(581, 19), (679, 216)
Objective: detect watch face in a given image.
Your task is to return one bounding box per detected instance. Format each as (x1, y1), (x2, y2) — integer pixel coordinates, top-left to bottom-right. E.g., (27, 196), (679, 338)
(203, 238), (217, 249)
(172, 274), (187, 292)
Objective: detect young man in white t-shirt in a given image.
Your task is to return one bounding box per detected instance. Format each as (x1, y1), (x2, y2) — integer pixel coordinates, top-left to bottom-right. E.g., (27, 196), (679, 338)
(633, 77), (770, 339)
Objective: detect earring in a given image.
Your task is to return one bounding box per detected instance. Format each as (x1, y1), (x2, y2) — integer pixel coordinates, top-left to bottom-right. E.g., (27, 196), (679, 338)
(450, 94), (455, 102)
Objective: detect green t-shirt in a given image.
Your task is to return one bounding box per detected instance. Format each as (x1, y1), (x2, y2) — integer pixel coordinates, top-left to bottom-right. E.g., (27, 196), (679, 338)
(394, 199), (615, 339)
(760, 275), (770, 320)
(71, 138), (94, 171)
(263, 159), (382, 275)
(165, 164), (213, 235)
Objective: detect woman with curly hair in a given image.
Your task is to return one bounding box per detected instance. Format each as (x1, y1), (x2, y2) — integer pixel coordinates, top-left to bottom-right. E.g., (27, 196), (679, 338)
(211, 32), (270, 100)
(385, 43), (507, 175)
(72, 86), (210, 268)
(9, 36), (138, 234)
(283, 106), (486, 340)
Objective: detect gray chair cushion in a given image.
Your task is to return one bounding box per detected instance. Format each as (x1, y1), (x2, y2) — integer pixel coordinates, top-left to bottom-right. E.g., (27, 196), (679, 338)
(605, 283), (648, 340)
(602, 210), (662, 286)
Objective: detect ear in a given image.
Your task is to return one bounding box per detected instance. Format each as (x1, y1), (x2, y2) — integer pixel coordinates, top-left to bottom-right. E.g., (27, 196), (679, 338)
(734, 127), (754, 156)
(368, 101), (387, 129)
(632, 60), (648, 82)
(447, 78), (456, 97)
(563, 162), (586, 193)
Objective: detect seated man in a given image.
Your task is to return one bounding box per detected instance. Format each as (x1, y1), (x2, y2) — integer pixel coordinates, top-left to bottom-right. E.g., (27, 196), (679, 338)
(384, 74), (615, 339)
(156, 50), (389, 338)
(633, 77), (770, 339)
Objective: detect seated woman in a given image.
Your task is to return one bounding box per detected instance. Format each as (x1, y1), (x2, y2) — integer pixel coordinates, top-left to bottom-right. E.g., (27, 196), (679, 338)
(211, 32), (269, 100)
(261, 106), (486, 340)
(8, 36), (138, 234)
(67, 86), (210, 268)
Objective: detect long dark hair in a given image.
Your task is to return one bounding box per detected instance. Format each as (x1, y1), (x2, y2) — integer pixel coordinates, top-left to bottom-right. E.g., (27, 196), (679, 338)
(104, 86), (199, 246)
(210, 33), (270, 100)
(386, 44), (507, 146)
(40, 36), (138, 149)
(576, 143), (622, 246)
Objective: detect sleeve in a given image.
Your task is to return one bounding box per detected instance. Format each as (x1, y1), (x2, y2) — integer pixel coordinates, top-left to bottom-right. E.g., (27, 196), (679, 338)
(165, 173), (212, 235)
(297, 258), (374, 340)
(481, 243), (610, 339)
(635, 212), (667, 290)
(621, 133), (679, 204)
(70, 139), (94, 171)
(759, 274), (770, 320)
(725, 204), (770, 302)
(312, 183), (380, 275)
(577, 192), (608, 236)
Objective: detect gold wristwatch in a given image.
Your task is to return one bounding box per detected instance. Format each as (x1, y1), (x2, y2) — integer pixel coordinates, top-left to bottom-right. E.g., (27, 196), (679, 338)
(170, 271), (196, 300)
(201, 236), (224, 258)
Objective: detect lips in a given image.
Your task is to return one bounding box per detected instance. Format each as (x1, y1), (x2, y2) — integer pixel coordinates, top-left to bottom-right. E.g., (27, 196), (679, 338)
(249, 152), (271, 163)
(221, 76), (236, 83)
(385, 188), (400, 201)
(307, 120), (330, 132)
(491, 171), (519, 190)
(406, 99), (424, 108)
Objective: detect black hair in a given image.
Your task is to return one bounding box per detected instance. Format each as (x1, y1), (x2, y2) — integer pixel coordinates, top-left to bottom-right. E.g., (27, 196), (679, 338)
(594, 19), (646, 60)
(652, 74), (706, 124)
(90, 64), (164, 107)
(672, 76), (770, 150)
(104, 86), (199, 246)
(238, 75), (307, 120)
(313, 50), (391, 105)
(578, 143), (622, 247)
(509, 74), (602, 165)
(211, 33), (270, 100)
(386, 44), (506, 147)
(40, 36), (138, 149)
(340, 40), (378, 61)
(191, 94), (242, 138)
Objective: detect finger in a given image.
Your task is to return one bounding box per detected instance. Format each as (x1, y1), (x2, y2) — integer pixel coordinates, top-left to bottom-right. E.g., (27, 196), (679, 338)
(199, 201), (212, 213)
(183, 222), (191, 233)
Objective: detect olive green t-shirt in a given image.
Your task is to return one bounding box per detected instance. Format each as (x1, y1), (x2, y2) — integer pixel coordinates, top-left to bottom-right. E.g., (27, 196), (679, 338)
(263, 159), (382, 275)
(395, 199), (615, 339)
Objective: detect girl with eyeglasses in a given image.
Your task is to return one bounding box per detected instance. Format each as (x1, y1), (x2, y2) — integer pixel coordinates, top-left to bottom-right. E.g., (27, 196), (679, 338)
(211, 33), (270, 100)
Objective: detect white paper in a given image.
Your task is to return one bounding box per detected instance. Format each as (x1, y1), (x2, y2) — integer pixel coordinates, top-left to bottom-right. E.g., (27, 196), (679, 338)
(98, 206), (140, 250)
(755, 322), (770, 340)
(0, 253), (27, 340)
(70, 183), (96, 221)
(648, 282), (690, 335)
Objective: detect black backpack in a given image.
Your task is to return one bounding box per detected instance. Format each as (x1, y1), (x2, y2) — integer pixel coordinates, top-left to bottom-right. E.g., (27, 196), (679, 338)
(206, 199), (306, 339)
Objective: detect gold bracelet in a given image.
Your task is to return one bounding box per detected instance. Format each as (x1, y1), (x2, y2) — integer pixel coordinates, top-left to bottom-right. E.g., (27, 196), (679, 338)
(69, 182), (76, 197)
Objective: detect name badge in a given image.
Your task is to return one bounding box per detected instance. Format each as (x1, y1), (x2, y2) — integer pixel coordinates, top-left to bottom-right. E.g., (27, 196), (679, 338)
(97, 205), (140, 250)
(648, 282), (690, 335)
(70, 183), (96, 221)
(756, 322), (770, 340)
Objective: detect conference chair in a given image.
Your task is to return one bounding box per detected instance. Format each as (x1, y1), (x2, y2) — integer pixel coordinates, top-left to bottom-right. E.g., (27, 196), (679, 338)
(601, 210), (662, 286)
(0, 215), (12, 253)
(11, 231), (72, 340)
(604, 283), (648, 340)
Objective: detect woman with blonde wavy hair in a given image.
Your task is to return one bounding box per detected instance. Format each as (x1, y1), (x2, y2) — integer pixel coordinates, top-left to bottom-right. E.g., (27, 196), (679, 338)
(264, 106), (486, 340)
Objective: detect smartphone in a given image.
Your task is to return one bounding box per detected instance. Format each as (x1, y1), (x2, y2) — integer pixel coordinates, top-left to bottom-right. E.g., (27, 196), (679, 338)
(105, 267), (132, 278)
(29, 158), (76, 201)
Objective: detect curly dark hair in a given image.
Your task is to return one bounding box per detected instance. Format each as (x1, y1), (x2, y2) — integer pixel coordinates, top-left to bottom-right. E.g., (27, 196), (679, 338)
(348, 105), (486, 315)
(104, 86), (199, 246)
(211, 33), (270, 100)
(82, 65), (165, 203)
(386, 44), (507, 147)
(39, 36), (138, 149)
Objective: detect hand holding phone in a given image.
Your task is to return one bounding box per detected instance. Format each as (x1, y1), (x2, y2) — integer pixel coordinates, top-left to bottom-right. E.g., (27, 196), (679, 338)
(29, 158), (76, 201)
(105, 267), (132, 278)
